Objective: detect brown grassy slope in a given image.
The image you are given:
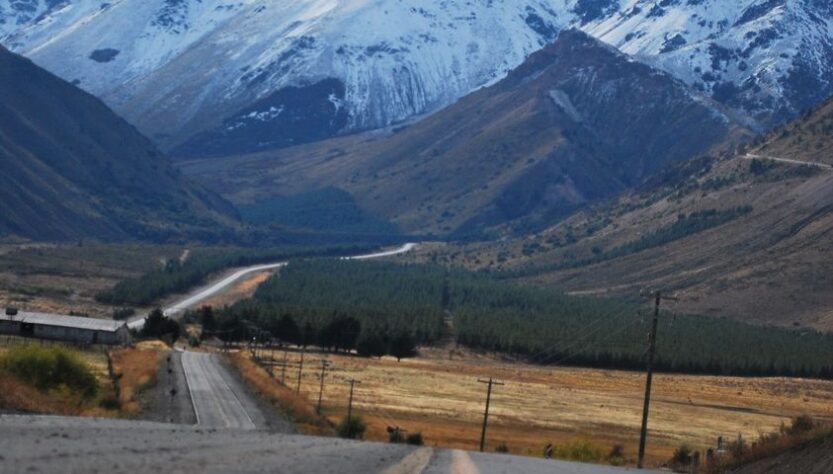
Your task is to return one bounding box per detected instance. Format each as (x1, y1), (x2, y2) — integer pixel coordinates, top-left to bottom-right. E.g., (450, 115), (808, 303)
(728, 430), (833, 474)
(0, 369), (87, 415)
(408, 96), (833, 328)
(227, 351), (333, 435)
(756, 96), (833, 164)
(181, 30), (743, 235)
(110, 343), (164, 416)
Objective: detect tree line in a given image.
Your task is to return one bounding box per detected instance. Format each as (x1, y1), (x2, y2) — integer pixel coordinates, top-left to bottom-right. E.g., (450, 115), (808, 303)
(95, 244), (374, 306)
(204, 259), (833, 377)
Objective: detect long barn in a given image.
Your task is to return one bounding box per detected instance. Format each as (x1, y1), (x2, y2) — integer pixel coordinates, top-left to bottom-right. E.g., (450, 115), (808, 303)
(0, 308), (129, 346)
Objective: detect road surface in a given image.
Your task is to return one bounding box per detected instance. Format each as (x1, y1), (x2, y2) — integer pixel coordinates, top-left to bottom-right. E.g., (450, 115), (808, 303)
(0, 415), (655, 474)
(128, 243), (417, 330)
(180, 351), (260, 430)
(744, 153), (832, 169)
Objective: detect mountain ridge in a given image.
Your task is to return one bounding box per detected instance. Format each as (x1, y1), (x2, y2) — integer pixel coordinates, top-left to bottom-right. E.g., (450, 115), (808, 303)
(1, 0), (830, 156)
(181, 29), (745, 236)
(0, 45), (238, 242)
(422, 92), (833, 328)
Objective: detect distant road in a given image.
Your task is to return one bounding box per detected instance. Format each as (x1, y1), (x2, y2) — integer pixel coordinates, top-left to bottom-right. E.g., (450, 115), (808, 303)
(180, 351), (258, 430)
(128, 243), (417, 330)
(0, 415), (658, 474)
(744, 153), (832, 169)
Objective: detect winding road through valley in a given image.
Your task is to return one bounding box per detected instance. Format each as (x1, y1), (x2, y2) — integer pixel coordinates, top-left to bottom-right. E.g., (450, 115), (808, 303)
(127, 243), (417, 330)
(129, 243), (419, 432)
(1, 242), (658, 472)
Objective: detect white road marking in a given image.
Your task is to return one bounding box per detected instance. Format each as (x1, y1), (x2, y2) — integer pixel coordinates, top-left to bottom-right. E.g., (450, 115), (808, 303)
(451, 450), (481, 474)
(382, 447), (434, 474)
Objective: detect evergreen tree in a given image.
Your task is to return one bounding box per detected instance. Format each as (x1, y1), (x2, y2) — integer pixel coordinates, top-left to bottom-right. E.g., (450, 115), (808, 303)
(389, 332), (417, 362)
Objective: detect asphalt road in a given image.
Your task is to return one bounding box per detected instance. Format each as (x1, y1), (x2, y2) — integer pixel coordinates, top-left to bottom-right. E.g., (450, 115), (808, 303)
(127, 243), (417, 330)
(0, 415), (653, 474)
(180, 351), (258, 430)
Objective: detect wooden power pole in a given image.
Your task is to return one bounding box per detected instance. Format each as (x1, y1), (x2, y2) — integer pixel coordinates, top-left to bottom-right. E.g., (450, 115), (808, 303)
(477, 377), (504, 452)
(281, 348), (288, 384)
(637, 290), (677, 469)
(316, 359), (331, 414)
(296, 346), (306, 393)
(346, 379), (361, 421)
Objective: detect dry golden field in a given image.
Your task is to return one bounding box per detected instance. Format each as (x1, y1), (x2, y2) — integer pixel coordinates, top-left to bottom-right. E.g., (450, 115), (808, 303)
(254, 346), (833, 467)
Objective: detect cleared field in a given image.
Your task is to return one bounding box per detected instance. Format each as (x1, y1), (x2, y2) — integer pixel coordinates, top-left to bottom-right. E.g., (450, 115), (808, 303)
(199, 270), (274, 309)
(257, 347), (833, 467)
(0, 243), (185, 317)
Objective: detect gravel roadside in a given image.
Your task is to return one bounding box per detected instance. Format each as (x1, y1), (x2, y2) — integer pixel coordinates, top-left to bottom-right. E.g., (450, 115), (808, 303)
(138, 350), (196, 425)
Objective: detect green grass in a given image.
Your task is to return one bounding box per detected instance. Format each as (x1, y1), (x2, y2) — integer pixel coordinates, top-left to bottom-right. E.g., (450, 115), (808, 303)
(0, 344), (98, 398)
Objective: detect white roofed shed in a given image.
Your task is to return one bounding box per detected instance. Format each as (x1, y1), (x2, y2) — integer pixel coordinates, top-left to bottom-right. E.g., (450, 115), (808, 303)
(0, 309), (129, 345)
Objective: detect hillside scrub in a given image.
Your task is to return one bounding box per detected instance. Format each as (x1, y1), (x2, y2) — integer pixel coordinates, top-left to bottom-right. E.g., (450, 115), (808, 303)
(702, 416), (833, 473)
(214, 259), (833, 378)
(1, 344), (98, 398)
(504, 206), (753, 277)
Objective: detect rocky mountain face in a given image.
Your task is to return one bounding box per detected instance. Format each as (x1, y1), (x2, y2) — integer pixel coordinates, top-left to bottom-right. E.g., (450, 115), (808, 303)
(0, 46), (237, 241)
(0, 0), (564, 156)
(181, 30), (742, 236)
(0, 0), (830, 157)
(584, 0), (833, 127)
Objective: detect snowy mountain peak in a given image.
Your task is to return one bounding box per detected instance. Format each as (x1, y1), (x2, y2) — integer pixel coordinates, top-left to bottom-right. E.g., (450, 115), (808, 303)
(1, 0), (831, 156)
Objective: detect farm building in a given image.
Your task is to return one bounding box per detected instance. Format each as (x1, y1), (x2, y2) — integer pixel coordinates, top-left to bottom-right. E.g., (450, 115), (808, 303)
(0, 308), (129, 346)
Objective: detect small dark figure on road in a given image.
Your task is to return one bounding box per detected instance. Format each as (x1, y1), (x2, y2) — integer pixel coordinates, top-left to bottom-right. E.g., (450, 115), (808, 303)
(543, 443), (553, 459)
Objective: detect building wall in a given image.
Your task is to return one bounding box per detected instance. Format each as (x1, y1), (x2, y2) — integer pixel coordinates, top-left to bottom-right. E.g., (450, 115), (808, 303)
(0, 320), (128, 346)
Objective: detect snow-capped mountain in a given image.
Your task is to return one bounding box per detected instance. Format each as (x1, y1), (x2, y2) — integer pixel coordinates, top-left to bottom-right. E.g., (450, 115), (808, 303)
(582, 0), (833, 125)
(1, 0), (831, 157)
(0, 0), (567, 156)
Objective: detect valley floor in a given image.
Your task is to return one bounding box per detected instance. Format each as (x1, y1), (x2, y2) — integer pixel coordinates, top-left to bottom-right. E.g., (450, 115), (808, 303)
(258, 346), (833, 468)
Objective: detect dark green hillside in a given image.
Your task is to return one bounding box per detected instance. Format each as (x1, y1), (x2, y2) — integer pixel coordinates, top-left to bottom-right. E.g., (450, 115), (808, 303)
(0, 46), (236, 242)
(218, 260), (833, 377)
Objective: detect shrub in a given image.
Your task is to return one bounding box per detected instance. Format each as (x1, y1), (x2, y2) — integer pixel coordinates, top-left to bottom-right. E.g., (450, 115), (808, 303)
(788, 415), (815, 435)
(336, 415), (366, 439)
(0, 345), (98, 398)
(672, 444), (693, 467)
(406, 432), (424, 446)
(387, 426), (405, 443)
(607, 444), (625, 466)
(556, 440), (603, 463)
(495, 442), (510, 453)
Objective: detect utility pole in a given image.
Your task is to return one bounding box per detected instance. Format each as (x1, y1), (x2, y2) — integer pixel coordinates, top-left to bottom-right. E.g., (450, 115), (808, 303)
(296, 346), (306, 393)
(281, 348), (288, 384)
(477, 377), (504, 452)
(346, 378), (361, 425)
(316, 359), (331, 414)
(268, 345), (274, 377)
(637, 290), (677, 469)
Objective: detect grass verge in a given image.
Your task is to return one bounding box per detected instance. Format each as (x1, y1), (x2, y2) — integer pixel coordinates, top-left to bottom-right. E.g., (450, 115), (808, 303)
(227, 351), (333, 435)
